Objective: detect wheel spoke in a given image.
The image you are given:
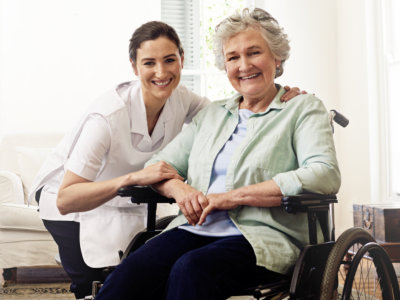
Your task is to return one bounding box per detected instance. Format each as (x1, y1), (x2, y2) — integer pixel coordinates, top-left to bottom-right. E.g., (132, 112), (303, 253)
(342, 242), (399, 300)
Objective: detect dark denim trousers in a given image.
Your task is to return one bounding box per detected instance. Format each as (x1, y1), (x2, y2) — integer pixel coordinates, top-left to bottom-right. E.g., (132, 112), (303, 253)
(42, 219), (105, 299)
(96, 228), (279, 300)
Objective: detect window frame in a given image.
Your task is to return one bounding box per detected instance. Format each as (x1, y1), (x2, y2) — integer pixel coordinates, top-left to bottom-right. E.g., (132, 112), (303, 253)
(367, 0), (400, 202)
(161, 0), (255, 99)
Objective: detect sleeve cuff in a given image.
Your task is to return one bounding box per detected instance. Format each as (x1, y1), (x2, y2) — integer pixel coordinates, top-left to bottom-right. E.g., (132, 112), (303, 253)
(65, 160), (98, 181)
(273, 171), (303, 196)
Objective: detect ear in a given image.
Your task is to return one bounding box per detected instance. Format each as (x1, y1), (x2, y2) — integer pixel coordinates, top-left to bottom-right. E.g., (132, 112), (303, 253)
(275, 59), (282, 67)
(130, 58), (139, 76)
(180, 52), (184, 68)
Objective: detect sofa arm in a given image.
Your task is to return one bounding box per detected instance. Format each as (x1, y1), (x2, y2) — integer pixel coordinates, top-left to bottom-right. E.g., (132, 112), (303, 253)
(0, 170), (25, 205)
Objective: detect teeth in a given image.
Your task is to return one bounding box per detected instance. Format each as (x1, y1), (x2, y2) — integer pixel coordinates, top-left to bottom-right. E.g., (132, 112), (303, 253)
(241, 74), (258, 80)
(153, 79), (170, 86)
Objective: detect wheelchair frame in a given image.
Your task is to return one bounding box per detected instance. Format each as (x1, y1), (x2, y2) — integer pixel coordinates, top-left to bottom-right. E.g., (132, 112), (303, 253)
(91, 187), (400, 300)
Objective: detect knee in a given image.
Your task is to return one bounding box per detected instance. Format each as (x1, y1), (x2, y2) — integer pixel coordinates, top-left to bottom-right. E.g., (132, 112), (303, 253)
(169, 251), (208, 282)
(167, 252), (217, 300)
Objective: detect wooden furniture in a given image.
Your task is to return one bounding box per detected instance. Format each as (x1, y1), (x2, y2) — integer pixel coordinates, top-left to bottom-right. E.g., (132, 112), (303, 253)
(353, 203), (400, 263)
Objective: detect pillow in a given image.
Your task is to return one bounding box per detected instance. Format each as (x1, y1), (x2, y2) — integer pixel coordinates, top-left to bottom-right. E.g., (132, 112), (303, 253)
(16, 146), (54, 202)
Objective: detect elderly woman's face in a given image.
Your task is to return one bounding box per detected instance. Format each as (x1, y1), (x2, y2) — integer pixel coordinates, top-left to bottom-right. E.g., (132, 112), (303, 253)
(223, 28), (279, 101)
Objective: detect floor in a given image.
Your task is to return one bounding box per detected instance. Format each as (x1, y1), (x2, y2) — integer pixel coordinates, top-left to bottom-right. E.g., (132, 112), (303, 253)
(2, 264), (399, 300)
(0, 268), (256, 300)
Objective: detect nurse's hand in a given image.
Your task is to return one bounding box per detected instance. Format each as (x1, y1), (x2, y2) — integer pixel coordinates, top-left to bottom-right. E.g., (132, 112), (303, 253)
(129, 161), (184, 186)
(280, 86), (307, 102)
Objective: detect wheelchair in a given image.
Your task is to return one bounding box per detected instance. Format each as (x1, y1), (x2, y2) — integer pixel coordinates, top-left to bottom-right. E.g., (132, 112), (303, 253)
(91, 111), (399, 299)
(90, 187), (400, 300)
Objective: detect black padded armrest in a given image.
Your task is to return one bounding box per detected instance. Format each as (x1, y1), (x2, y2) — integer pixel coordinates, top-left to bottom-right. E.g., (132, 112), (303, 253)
(118, 186), (175, 231)
(118, 187), (336, 212)
(118, 187), (337, 243)
(282, 194), (337, 244)
(117, 186), (175, 204)
(281, 194), (337, 214)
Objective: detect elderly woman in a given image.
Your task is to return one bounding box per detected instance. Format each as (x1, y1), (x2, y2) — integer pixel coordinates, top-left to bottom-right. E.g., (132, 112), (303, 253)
(95, 8), (340, 300)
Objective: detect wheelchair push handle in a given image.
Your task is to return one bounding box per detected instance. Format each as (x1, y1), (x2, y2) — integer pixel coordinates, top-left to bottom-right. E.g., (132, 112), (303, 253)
(329, 109), (349, 133)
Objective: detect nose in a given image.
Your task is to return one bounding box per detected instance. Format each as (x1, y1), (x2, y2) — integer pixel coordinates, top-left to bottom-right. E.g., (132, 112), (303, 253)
(239, 57), (252, 72)
(155, 63), (167, 78)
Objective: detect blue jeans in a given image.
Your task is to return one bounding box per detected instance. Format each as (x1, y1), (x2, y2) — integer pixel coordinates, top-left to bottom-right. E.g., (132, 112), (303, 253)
(96, 228), (281, 300)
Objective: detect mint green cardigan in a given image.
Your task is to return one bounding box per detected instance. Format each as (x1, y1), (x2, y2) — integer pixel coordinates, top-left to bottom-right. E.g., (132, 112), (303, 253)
(146, 87), (341, 274)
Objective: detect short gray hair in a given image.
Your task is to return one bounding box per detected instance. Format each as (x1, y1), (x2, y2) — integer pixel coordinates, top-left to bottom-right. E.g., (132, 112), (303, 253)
(213, 8), (290, 78)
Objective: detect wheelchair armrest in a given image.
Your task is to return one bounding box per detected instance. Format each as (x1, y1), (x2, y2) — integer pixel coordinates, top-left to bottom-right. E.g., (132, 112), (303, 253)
(117, 185), (175, 231)
(281, 194), (337, 244)
(281, 194), (337, 214)
(117, 185), (175, 204)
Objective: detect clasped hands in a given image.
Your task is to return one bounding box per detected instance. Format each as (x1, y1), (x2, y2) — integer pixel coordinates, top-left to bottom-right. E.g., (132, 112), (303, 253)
(164, 180), (239, 226)
(134, 162), (237, 225)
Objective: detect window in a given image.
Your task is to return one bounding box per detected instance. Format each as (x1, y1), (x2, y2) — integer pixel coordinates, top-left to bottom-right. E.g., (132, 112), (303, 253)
(161, 0), (201, 92)
(372, 0), (400, 199)
(382, 0), (400, 196)
(161, 0), (251, 100)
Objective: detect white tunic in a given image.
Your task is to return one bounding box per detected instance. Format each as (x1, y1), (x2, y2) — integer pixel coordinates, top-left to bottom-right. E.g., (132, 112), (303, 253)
(29, 80), (209, 267)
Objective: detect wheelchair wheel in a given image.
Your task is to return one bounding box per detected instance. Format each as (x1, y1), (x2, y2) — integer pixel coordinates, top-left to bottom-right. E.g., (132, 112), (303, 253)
(155, 215), (177, 230)
(342, 242), (400, 300)
(319, 227), (375, 299)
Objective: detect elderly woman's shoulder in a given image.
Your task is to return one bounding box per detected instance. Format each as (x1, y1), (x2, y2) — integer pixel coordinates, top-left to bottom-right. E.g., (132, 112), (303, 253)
(191, 98), (231, 121)
(289, 93), (326, 110)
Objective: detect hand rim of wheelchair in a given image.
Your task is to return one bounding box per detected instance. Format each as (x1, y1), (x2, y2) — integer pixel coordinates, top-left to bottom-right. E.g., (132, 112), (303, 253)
(320, 227), (399, 300)
(342, 241), (400, 299)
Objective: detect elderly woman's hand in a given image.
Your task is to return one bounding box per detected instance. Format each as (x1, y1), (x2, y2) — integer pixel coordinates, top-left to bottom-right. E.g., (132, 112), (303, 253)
(198, 191), (239, 225)
(162, 180), (209, 225)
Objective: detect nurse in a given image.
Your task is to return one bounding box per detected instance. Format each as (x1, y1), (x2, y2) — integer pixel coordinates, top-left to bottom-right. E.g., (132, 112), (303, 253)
(29, 21), (302, 299)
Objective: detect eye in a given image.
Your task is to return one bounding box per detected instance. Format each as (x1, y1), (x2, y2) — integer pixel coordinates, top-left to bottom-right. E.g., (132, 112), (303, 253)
(165, 58), (176, 63)
(143, 61), (155, 66)
(227, 56), (238, 62)
(249, 51), (260, 56)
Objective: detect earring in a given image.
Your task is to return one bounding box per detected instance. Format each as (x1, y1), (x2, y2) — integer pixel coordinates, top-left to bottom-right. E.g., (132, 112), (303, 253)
(275, 65), (281, 76)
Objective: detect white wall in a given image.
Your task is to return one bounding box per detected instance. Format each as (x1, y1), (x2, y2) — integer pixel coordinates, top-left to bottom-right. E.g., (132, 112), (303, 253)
(260, 0), (338, 110)
(0, 0), (160, 135)
(0, 0), (383, 234)
(335, 0), (373, 233)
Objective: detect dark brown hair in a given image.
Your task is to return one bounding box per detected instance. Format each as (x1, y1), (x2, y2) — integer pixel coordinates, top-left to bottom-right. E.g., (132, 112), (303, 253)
(129, 21), (184, 63)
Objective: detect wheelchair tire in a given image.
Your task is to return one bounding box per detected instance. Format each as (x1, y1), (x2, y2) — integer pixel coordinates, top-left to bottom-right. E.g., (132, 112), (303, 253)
(155, 215), (177, 230)
(342, 242), (400, 300)
(319, 227), (375, 299)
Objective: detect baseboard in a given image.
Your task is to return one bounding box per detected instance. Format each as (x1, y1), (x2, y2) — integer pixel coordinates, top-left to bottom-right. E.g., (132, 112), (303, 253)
(2, 266), (70, 286)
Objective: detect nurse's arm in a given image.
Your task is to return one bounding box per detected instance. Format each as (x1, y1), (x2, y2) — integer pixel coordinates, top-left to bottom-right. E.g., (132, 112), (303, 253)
(56, 161), (183, 215)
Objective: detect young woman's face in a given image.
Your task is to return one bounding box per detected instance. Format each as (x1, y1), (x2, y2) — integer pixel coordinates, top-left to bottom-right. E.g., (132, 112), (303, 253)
(223, 28), (279, 102)
(132, 36), (184, 104)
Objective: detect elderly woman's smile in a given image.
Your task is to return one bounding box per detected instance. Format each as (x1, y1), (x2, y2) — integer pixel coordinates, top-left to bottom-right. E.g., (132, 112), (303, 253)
(239, 73), (261, 80)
